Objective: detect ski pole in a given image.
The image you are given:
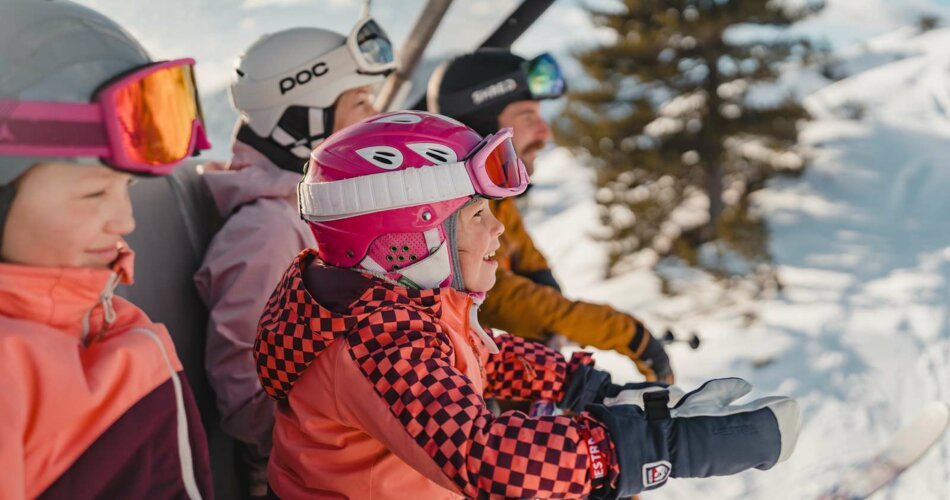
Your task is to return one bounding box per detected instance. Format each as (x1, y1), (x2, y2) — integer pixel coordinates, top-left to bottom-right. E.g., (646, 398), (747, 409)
(662, 329), (701, 350)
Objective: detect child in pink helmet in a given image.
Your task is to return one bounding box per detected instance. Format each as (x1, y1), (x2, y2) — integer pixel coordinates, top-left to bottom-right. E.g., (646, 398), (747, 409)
(255, 111), (801, 498)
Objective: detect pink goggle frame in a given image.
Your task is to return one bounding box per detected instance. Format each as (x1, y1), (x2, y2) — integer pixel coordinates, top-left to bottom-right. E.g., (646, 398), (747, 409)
(463, 127), (529, 199)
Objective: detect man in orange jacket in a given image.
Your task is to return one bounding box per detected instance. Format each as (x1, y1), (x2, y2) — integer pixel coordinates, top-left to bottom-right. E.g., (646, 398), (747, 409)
(428, 49), (674, 382)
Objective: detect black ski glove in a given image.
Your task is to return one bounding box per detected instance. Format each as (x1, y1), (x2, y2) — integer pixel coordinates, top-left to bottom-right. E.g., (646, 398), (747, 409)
(633, 331), (674, 383)
(587, 378), (800, 499)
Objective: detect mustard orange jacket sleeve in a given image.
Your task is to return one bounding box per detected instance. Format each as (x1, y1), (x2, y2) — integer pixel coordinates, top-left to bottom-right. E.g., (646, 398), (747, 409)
(484, 200), (666, 380)
(481, 269), (654, 360)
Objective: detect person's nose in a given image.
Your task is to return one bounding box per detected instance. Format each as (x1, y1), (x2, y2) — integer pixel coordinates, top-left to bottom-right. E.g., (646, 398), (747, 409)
(536, 117), (551, 143)
(489, 210), (505, 238)
(105, 190), (136, 236)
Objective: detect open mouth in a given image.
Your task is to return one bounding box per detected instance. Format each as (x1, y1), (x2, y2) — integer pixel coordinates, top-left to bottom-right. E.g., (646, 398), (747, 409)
(483, 250), (496, 262)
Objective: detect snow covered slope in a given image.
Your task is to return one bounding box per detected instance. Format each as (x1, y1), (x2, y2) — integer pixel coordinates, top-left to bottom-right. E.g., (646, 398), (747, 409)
(524, 26), (950, 500)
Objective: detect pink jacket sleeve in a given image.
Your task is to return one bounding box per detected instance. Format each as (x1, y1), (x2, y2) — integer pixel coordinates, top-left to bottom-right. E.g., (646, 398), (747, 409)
(194, 198), (313, 460)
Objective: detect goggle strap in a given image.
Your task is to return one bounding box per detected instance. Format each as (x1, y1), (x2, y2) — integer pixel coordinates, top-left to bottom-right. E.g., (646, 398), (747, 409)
(300, 162), (475, 221)
(0, 100), (109, 157)
(437, 71), (529, 114)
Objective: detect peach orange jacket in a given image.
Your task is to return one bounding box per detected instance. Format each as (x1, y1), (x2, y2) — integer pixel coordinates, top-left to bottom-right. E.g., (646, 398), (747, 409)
(0, 251), (212, 499)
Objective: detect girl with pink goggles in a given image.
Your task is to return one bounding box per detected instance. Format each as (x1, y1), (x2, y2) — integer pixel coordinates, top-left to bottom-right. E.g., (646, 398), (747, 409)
(297, 110), (529, 290)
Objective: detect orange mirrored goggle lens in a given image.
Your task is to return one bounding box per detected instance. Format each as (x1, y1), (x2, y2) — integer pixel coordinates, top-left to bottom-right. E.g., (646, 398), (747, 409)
(111, 64), (202, 165)
(484, 138), (522, 189)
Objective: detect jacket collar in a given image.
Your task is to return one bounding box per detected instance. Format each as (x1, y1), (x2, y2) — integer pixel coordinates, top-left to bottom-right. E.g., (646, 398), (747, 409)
(300, 248), (483, 315)
(0, 249), (134, 342)
(257, 248), (497, 401)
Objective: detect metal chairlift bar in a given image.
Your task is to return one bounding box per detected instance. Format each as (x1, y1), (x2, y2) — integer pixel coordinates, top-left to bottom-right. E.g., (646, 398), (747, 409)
(375, 0), (454, 112)
(479, 0), (556, 49)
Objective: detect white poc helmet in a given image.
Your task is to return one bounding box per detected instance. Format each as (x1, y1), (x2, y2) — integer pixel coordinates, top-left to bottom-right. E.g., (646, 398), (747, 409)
(229, 18), (396, 169)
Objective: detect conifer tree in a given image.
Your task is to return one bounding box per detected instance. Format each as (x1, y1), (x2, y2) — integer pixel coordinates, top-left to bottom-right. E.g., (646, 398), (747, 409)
(554, 0), (822, 276)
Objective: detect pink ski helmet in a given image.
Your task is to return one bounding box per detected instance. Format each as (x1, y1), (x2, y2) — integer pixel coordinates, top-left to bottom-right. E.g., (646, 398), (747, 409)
(298, 110), (528, 289)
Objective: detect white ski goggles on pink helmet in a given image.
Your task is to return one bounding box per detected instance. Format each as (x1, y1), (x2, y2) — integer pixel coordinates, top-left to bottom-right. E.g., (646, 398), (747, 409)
(298, 127), (528, 221)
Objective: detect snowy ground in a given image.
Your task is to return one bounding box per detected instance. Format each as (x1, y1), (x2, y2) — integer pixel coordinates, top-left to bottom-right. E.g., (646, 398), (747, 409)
(523, 26), (950, 500)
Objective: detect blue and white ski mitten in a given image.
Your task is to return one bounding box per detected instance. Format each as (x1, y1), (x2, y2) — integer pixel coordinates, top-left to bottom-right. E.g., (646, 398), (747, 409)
(586, 377), (800, 500)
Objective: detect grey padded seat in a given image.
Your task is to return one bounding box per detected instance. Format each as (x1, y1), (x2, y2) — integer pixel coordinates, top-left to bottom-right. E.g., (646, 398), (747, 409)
(116, 161), (241, 498)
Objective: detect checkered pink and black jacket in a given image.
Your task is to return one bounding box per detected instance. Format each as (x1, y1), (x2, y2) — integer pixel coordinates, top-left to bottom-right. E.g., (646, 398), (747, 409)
(255, 249), (612, 498)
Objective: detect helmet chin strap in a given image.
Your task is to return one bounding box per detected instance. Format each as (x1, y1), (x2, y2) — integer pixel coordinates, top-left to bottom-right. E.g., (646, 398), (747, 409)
(235, 104), (337, 173)
(235, 124), (307, 172)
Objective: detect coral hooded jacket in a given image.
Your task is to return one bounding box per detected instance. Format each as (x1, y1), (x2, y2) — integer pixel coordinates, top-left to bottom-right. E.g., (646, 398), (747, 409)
(0, 251), (212, 499)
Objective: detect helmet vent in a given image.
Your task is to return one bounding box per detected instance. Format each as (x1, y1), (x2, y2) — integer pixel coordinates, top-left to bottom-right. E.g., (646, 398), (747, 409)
(408, 143), (458, 165)
(356, 146), (404, 170)
(372, 113), (423, 124)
